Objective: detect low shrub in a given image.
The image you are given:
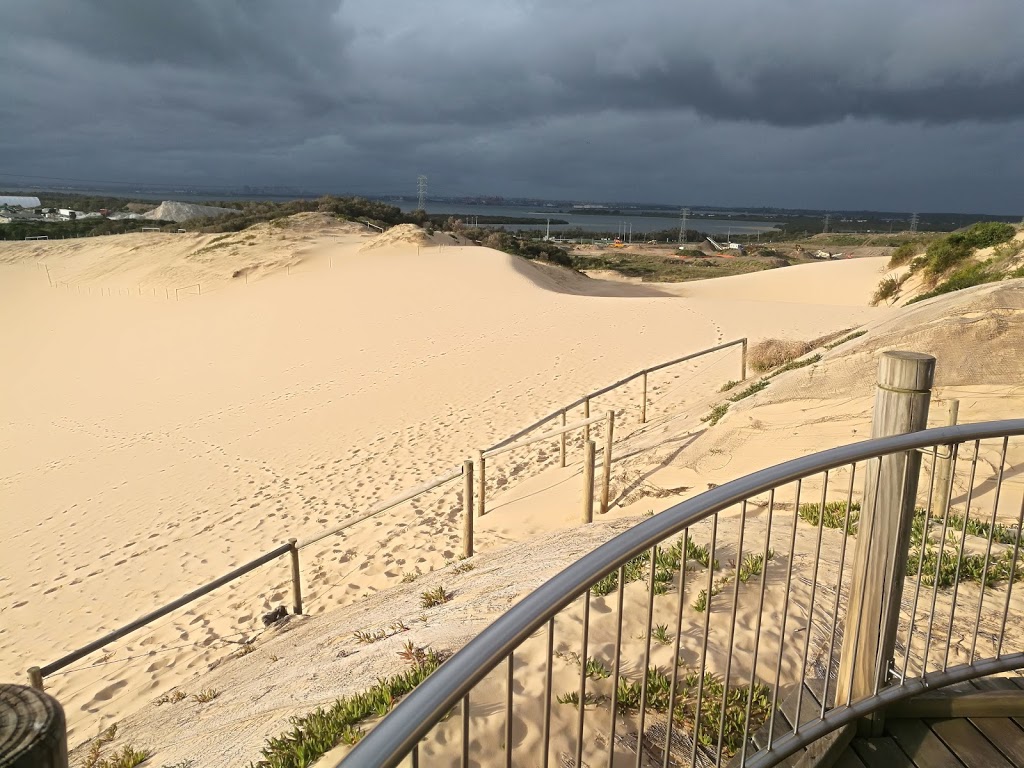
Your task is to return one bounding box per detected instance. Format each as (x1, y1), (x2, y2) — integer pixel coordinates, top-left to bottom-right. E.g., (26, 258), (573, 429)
(906, 261), (995, 305)
(887, 242), (919, 269)
(747, 339), (812, 373)
(872, 273), (909, 305)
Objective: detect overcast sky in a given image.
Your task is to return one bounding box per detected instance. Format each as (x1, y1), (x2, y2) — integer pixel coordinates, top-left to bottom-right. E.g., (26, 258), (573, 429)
(1, 0), (1022, 213)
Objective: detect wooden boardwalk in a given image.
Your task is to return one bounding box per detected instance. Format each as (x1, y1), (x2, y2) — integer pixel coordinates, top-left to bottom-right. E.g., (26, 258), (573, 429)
(842, 678), (1024, 768)
(740, 677), (1024, 768)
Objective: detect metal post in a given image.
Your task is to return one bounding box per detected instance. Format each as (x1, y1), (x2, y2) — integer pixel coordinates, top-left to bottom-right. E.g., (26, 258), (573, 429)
(288, 539), (303, 615)
(476, 450), (486, 517)
(559, 410), (567, 468)
(601, 411), (614, 514)
(582, 440), (596, 523)
(933, 399), (960, 521)
(836, 351), (935, 734)
(462, 460), (474, 558)
(28, 666), (44, 691)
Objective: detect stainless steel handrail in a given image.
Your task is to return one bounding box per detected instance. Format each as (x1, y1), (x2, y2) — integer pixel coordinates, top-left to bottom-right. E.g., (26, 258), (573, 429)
(340, 419), (1024, 767)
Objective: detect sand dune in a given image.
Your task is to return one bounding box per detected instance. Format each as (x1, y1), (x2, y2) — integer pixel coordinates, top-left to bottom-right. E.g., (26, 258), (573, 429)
(1, 226), (887, 750)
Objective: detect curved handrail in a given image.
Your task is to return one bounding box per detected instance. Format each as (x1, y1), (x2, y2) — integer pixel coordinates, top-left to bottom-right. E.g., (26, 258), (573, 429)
(340, 419), (1024, 767)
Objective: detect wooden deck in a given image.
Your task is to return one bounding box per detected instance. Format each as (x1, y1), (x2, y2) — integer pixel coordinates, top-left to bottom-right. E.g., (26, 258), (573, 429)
(842, 677), (1024, 768)
(738, 676), (1024, 768)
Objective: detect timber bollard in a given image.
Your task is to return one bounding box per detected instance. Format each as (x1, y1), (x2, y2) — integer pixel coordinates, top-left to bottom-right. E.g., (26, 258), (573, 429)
(583, 397), (591, 445)
(462, 460), (474, 558)
(582, 440), (596, 523)
(836, 351), (935, 735)
(28, 667), (44, 691)
(601, 411), (614, 514)
(2, 683), (68, 767)
(741, 338), (748, 381)
(933, 399), (960, 521)
(559, 410), (567, 468)
(288, 539), (303, 615)
(476, 449), (486, 517)
(641, 371), (648, 424)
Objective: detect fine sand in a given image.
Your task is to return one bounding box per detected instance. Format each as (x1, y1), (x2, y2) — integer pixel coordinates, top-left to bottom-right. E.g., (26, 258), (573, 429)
(1, 219), (961, 760)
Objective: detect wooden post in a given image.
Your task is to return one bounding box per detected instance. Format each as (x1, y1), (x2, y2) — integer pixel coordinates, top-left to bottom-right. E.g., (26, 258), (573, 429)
(601, 411), (615, 514)
(583, 397), (591, 445)
(476, 449), (486, 517)
(287, 539), (303, 615)
(462, 460), (474, 558)
(582, 440), (596, 523)
(836, 351), (935, 735)
(741, 338), (748, 381)
(44, 265), (52, 287)
(641, 371), (648, 423)
(28, 666), (44, 691)
(933, 399), (960, 520)
(559, 410), (567, 468)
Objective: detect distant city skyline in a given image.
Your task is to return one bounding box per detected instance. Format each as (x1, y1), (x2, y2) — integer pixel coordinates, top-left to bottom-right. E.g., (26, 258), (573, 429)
(1, 1), (1022, 214)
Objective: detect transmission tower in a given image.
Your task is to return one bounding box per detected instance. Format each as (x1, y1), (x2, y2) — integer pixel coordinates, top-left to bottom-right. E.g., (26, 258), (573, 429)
(416, 175), (427, 211)
(910, 213), (919, 233)
(678, 207), (689, 244)
(822, 213), (830, 234)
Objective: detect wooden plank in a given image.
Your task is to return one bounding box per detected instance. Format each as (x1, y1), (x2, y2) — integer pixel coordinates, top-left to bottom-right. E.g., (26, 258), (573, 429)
(969, 717), (1024, 765)
(850, 736), (916, 768)
(888, 691), (1024, 719)
(833, 747), (868, 768)
(929, 718), (1013, 768)
(793, 723), (856, 768)
(886, 718), (964, 768)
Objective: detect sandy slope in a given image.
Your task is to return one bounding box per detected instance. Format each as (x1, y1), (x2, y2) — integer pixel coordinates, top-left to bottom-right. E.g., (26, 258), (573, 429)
(0, 223), (887, 750)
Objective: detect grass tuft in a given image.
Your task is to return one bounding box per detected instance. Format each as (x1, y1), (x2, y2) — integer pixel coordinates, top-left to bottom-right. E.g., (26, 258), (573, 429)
(798, 500), (861, 535)
(701, 403), (729, 426)
(192, 688), (220, 704)
(420, 585), (452, 608)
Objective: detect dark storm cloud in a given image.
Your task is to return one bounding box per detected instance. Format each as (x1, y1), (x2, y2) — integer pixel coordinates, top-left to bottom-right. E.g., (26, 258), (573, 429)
(0, 0), (1022, 211)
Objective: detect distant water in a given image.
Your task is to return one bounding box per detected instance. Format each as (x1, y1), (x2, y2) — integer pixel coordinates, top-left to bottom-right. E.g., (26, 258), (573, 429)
(394, 202), (778, 236)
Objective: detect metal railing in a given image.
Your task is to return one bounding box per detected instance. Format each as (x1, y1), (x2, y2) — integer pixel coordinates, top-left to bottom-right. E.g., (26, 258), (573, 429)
(26, 338), (744, 702)
(341, 405), (1024, 764)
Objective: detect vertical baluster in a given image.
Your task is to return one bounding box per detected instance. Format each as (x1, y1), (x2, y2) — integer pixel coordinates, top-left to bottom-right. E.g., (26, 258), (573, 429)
(576, 590), (592, 767)
(504, 653), (514, 768)
(768, 480), (802, 744)
(607, 565), (626, 768)
(943, 441), (980, 672)
(923, 444), (959, 678)
(542, 618), (554, 768)
(716, 502), (748, 764)
(740, 490), (775, 765)
(971, 437), (1008, 662)
(822, 465), (857, 717)
(461, 694), (470, 768)
(663, 530), (690, 768)
(636, 545), (660, 768)
(690, 517), (719, 768)
(997, 494), (1024, 658)
(794, 473), (829, 734)
(903, 448), (937, 682)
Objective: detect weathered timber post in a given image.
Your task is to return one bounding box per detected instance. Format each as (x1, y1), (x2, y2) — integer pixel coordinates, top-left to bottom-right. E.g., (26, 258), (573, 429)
(288, 538), (303, 615)
(583, 397), (591, 445)
(1, 683), (68, 767)
(836, 351), (935, 735)
(933, 399), (960, 521)
(601, 411), (615, 514)
(641, 371), (648, 424)
(741, 338), (748, 381)
(462, 460), (474, 558)
(582, 440), (596, 523)
(27, 667), (43, 691)
(559, 410), (567, 468)
(476, 449), (486, 517)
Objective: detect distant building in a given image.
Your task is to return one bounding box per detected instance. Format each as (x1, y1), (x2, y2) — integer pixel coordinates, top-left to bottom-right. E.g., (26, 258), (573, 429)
(0, 195), (42, 208)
